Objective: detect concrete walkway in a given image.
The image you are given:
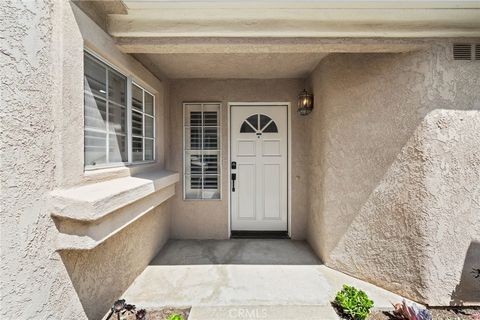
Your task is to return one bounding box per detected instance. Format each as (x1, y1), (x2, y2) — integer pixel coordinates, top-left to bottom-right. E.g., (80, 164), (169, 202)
(123, 240), (413, 319)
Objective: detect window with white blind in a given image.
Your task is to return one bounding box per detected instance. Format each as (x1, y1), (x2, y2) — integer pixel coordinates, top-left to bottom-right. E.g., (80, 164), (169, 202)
(83, 50), (156, 169)
(84, 51), (127, 167)
(183, 103), (221, 200)
(131, 83), (155, 163)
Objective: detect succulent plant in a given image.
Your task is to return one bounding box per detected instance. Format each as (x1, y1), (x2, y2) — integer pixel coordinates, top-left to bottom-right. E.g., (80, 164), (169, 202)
(106, 299), (145, 320)
(334, 285), (374, 320)
(393, 299), (432, 320)
(113, 299), (126, 313)
(136, 309), (147, 320)
(124, 303), (136, 312)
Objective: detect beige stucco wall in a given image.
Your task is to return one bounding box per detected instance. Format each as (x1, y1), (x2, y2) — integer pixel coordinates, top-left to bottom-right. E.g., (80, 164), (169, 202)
(2, 1), (479, 317)
(306, 42), (480, 305)
(167, 79), (309, 239)
(60, 204), (170, 319)
(1, 1), (171, 319)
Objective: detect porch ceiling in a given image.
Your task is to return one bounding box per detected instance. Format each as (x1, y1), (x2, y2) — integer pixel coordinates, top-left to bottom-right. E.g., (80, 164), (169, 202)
(121, 37), (428, 79)
(78, 1), (479, 79)
(134, 52), (328, 79)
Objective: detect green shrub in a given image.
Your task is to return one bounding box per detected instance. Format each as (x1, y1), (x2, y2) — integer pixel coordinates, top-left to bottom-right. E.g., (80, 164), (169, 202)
(334, 285), (374, 320)
(167, 314), (184, 320)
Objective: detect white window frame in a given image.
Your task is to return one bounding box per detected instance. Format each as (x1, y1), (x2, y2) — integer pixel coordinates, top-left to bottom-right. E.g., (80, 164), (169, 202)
(83, 49), (156, 170)
(131, 81), (156, 164)
(183, 102), (222, 200)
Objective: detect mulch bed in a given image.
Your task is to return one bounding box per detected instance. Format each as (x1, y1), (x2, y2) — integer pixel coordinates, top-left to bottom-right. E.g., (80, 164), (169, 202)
(104, 307), (190, 320)
(145, 308), (190, 320)
(368, 307), (480, 320)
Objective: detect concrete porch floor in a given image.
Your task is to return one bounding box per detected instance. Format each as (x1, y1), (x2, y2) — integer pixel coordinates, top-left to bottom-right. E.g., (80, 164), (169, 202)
(123, 240), (413, 319)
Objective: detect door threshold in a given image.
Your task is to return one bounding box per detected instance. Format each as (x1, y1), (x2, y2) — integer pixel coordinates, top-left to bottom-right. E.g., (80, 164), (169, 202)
(230, 231), (290, 239)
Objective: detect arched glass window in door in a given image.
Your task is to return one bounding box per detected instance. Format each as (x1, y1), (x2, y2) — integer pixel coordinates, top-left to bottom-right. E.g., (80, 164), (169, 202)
(240, 114), (278, 133)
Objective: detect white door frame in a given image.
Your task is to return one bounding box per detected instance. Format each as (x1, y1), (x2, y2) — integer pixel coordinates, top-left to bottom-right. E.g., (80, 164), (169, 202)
(227, 102), (292, 237)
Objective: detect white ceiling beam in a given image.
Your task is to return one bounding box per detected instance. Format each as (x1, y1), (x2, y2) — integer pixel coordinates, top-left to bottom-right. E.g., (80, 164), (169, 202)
(122, 1), (480, 10)
(115, 37), (427, 54)
(107, 8), (480, 38)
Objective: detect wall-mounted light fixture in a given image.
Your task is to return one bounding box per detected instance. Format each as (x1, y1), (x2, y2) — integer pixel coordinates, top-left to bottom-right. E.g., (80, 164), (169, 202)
(297, 89), (314, 115)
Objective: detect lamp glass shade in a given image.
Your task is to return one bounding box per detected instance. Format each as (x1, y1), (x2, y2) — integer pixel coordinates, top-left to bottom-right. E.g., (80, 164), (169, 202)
(297, 89), (313, 115)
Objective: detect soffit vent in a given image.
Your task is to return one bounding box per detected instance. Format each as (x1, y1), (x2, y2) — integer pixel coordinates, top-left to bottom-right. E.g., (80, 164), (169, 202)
(453, 44), (473, 60)
(453, 43), (480, 61)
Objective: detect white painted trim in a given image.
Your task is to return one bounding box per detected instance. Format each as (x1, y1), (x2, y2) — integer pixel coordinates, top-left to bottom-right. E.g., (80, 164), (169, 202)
(108, 7), (480, 38)
(183, 102), (186, 200)
(287, 102), (292, 238)
(123, 1), (480, 10)
(127, 78), (133, 163)
(227, 103), (231, 237)
(227, 102), (292, 238)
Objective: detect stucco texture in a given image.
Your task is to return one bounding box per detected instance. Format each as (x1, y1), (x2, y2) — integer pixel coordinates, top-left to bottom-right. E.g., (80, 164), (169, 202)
(306, 42), (480, 305)
(167, 79), (309, 240)
(1, 1), (85, 319)
(1, 1), (171, 319)
(60, 204), (170, 319)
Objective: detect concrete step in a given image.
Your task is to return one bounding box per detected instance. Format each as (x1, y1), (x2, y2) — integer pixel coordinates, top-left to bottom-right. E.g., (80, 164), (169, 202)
(188, 305), (340, 320)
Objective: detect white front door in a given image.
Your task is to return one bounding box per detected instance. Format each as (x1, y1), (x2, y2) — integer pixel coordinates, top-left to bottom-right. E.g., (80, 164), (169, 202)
(230, 105), (288, 231)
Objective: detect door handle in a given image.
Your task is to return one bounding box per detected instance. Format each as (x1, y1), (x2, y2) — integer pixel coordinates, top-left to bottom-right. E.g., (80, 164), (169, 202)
(231, 173), (237, 192)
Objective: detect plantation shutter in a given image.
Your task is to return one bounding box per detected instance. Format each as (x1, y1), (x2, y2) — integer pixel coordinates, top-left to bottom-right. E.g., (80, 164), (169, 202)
(184, 103), (221, 200)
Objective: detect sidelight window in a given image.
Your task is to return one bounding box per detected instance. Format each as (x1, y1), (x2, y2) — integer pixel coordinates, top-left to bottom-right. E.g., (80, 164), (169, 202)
(183, 103), (221, 200)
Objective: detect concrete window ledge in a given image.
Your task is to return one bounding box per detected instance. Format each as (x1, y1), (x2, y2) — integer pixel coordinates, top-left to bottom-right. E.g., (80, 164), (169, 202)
(50, 170), (179, 251)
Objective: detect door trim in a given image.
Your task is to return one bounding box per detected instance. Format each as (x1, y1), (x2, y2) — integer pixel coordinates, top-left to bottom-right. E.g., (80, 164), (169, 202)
(227, 102), (292, 238)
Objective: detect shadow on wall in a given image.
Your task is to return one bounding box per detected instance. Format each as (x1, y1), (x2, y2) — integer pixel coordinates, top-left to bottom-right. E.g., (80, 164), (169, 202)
(306, 51), (435, 261)
(58, 206), (169, 320)
(450, 241), (480, 306)
(309, 48), (480, 260)
(323, 109), (480, 303)
(306, 45), (480, 305)
(316, 107), (435, 301)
